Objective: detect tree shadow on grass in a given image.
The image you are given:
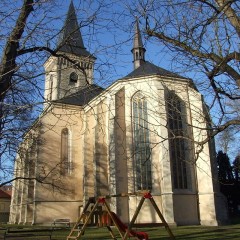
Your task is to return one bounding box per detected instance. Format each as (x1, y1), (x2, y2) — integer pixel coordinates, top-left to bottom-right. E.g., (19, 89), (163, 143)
(169, 226), (240, 240)
(55, 225), (240, 240)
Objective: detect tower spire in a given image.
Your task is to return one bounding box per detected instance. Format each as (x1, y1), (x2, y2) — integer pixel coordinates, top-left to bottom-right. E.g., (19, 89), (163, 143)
(131, 17), (146, 69)
(57, 1), (91, 57)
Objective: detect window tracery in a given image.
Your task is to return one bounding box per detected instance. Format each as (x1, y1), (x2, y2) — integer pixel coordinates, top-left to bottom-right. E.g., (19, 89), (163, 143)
(167, 91), (191, 190)
(132, 92), (152, 190)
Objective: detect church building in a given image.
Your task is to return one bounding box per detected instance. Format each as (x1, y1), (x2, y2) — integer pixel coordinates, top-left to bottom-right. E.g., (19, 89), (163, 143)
(9, 2), (228, 226)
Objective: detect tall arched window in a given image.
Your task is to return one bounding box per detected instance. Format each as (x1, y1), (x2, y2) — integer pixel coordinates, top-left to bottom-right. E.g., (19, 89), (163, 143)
(167, 91), (191, 190)
(60, 128), (71, 175)
(49, 75), (53, 100)
(132, 93), (152, 190)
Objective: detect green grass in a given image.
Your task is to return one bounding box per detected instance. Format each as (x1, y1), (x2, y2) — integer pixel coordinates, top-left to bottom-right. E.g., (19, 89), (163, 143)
(52, 224), (240, 240)
(1, 224), (240, 239)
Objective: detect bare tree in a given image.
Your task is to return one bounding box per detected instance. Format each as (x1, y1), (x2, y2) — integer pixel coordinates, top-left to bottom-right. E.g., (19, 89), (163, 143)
(129, 0), (239, 140)
(0, 0), (44, 184)
(0, 0), (107, 186)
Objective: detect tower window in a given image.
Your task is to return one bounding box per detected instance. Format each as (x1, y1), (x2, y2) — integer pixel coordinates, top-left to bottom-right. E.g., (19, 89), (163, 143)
(69, 72), (78, 83)
(135, 52), (139, 60)
(132, 92), (152, 190)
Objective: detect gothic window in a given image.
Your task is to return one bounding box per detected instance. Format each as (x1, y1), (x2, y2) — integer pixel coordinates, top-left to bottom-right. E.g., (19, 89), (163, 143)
(132, 92), (152, 190)
(60, 128), (71, 175)
(49, 75), (53, 100)
(167, 92), (191, 190)
(69, 72), (78, 84)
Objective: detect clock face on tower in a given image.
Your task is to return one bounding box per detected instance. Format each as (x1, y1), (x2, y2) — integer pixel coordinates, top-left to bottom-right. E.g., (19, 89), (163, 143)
(69, 72), (78, 83)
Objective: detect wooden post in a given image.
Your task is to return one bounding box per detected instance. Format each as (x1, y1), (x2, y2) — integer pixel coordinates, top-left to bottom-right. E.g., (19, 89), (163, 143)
(123, 196), (145, 240)
(99, 198), (125, 239)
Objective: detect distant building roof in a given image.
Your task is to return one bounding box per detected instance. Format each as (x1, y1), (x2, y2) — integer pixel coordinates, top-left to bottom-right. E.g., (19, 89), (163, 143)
(54, 84), (104, 106)
(0, 189), (11, 199)
(123, 61), (189, 80)
(0, 185), (12, 196)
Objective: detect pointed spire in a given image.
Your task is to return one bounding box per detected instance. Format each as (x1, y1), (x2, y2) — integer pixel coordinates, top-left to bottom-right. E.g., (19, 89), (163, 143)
(57, 1), (91, 57)
(131, 17), (146, 69)
(134, 17), (144, 49)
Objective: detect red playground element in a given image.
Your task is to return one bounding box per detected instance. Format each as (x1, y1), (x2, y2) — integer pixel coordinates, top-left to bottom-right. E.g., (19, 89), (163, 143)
(143, 192), (152, 199)
(98, 197), (106, 203)
(110, 211), (149, 240)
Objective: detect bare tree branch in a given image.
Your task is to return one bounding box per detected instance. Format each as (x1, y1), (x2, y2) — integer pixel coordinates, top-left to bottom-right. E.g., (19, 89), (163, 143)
(0, 0), (34, 102)
(146, 29), (240, 87)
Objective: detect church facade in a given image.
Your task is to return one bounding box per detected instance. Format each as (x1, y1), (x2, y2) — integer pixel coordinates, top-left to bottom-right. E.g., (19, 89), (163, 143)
(9, 3), (228, 226)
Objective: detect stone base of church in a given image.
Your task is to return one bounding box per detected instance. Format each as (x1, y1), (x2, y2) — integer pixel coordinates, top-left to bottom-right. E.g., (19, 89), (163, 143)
(198, 192), (228, 226)
(9, 201), (83, 226)
(214, 192), (229, 225)
(200, 220), (219, 226)
(173, 193), (199, 226)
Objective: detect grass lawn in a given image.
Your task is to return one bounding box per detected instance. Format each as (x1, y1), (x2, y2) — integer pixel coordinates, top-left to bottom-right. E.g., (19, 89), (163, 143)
(1, 224), (240, 239)
(51, 224), (240, 239)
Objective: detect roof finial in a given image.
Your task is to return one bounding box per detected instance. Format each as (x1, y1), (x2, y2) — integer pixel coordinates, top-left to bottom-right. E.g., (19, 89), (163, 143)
(131, 17), (146, 70)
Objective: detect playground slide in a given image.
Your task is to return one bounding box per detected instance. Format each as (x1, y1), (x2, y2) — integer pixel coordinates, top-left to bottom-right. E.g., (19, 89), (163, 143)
(110, 212), (149, 240)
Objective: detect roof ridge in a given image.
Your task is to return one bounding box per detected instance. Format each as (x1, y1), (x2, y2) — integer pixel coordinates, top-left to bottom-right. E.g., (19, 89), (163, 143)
(123, 61), (189, 80)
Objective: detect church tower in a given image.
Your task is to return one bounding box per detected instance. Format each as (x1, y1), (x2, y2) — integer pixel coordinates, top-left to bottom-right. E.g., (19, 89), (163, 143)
(131, 17), (146, 69)
(44, 1), (95, 104)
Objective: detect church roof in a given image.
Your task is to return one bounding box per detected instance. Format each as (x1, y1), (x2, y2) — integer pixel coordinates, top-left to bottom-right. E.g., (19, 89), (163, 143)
(123, 61), (189, 80)
(57, 1), (92, 57)
(54, 84), (104, 106)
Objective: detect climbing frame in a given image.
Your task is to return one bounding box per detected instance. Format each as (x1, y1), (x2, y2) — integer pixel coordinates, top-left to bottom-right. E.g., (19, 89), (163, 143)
(66, 192), (175, 240)
(67, 197), (125, 240)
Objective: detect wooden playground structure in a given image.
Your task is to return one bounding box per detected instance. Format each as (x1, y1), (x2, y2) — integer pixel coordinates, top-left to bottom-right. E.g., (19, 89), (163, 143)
(67, 191), (175, 240)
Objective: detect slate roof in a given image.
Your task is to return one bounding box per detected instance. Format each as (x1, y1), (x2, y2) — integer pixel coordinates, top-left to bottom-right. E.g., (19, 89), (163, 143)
(54, 61), (191, 107)
(123, 61), (189, 80)
(57, 1), (93, 58)
(0, 189), (11, 199)
(54, 84), (104, 106)
(55, 61), (190, 107)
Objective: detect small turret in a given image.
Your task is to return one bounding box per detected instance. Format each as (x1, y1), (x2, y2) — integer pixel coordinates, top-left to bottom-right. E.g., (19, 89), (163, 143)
(131, 17), (146, 70)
